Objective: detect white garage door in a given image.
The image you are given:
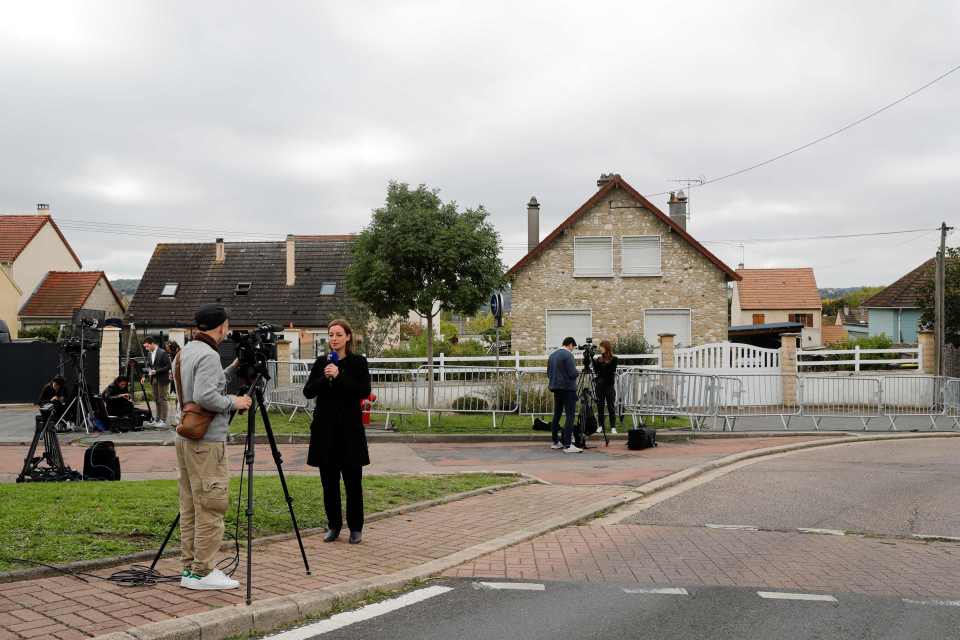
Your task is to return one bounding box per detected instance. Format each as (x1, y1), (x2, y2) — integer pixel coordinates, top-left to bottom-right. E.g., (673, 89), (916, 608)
(546, 310), (592, 350)
(644, 309), (691, 347)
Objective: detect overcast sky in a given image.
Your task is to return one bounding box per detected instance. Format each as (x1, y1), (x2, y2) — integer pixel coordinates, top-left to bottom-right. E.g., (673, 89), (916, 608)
(1, 1), (958, 287)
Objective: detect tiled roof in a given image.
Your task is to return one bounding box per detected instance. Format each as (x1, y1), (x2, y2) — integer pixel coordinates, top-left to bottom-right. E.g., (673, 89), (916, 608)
(0, 215), (82, 267)
(736, 268), (821, 310)
(126, 236), (357, 328)
(822, 324), (849, 346)
(506, 175), (739, 280)
(862, 259), (934, 309)
(20, 271), (122, 318)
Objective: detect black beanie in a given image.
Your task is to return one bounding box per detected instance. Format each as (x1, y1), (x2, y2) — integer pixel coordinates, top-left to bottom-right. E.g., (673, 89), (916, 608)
(195, 304), (228, 331)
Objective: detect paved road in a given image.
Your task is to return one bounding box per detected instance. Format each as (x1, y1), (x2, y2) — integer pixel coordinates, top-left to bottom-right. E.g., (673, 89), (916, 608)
(266, 579), (960, 640)
(625, 438), (960, 538)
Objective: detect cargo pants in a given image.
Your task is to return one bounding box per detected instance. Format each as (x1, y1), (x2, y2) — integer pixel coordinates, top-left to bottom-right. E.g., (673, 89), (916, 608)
(176, 438), (230, 576)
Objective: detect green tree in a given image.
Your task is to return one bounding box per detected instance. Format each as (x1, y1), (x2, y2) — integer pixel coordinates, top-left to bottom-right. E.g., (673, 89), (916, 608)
(917, 248), (960, 346)
(346, 182), (505, 399)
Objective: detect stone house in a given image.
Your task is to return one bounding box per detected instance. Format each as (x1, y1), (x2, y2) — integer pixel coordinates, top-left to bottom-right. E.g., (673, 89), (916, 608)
(731, 267), (823, 348)
(508, 174), (740, 352)
(0, 205), (85, 338)
(126, 235), (357, 358)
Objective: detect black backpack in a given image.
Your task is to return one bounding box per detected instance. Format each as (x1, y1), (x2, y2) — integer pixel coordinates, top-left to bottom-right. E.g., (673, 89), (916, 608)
(83, 441), (122, 480)
(627, 427), (657, 450)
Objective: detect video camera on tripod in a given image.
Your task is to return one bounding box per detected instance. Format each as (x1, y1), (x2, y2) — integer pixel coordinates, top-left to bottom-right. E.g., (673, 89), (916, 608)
(227, 323), (282, 384)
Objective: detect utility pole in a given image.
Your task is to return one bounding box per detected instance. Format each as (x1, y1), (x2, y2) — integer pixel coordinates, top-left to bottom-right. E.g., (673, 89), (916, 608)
(935, 221), (954, 376)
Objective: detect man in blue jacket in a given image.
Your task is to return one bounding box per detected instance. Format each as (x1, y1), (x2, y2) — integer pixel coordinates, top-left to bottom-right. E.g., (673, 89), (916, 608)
(547, 337), (581, 453)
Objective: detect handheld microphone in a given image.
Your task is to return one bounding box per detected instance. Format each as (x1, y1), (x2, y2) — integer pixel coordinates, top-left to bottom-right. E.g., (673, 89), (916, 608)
(327, 351), (340, 386)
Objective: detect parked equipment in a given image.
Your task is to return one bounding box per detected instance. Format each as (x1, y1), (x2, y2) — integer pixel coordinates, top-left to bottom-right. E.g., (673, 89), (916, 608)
(82, 441), (122, 480)
(627, 427), (657, 450)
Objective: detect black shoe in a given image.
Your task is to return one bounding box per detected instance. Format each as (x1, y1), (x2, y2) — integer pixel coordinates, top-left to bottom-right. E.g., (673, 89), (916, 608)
(323, 529), (341, 543)
(348, 531), (362, 545)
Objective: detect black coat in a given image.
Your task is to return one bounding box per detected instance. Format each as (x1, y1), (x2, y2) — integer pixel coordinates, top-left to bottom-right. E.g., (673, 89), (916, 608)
(303, 353), (371, 468)
(147, 348), (172, 384)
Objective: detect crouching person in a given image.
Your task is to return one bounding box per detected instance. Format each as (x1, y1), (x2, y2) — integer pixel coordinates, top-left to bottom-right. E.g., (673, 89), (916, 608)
(175, 304), (251, 590)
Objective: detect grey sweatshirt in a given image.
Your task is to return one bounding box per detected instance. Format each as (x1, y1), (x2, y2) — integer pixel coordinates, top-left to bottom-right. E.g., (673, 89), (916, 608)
(175, 339), (236, 442)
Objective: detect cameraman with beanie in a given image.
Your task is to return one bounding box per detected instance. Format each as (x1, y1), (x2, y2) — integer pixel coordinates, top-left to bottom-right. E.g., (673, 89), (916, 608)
(174, 304), (251, 590)
(548, 337), (581, 453)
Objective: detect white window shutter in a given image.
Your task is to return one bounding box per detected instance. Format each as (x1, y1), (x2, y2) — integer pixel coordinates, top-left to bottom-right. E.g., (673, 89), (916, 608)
(644, 309), (691, 347)
(546, 310), (592, 349)
(574, 237), (613, 276)
(622, 236), (661, 276)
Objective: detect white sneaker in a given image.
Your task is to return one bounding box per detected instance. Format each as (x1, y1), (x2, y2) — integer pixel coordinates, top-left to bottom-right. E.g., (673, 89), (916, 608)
(611, 428), (618, 434)
(563, 445), (583, 453)
(182, 569), (239, 590)
(550, 442), (563, 450)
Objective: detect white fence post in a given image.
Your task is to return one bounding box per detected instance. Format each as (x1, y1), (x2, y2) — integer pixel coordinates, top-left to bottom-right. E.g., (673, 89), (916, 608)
(439, 352), (446, 382)
(515, 351), (521, 373)
(855, 345), (861, 372)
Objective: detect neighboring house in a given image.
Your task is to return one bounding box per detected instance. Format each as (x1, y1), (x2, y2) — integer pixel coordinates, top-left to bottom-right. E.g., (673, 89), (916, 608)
(821, 324), (849, 346)
(862, 259), (933, 344)
(19, 271), (125, 331)
(126, 235), (356, 358)
(0, 206), (84, 339)
(731, 268), (823, 348)
(508, 174), (740, 352)
(835, 306), (869, 340)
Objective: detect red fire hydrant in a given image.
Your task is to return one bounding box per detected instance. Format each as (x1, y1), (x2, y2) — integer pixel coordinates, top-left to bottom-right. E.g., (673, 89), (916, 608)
(361, 393), (376, 426)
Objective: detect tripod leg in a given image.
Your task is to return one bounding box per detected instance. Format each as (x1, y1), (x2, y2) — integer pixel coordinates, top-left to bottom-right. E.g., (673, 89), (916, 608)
(150, 513), (181, 572)
(245, 399), (255, 606)
(256, 389), (311, 576)
(17, 413), (48, 482)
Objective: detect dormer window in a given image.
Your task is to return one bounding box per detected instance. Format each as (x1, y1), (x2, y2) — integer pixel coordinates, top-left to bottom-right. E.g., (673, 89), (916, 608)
(320, 282), (336, 295)
(160, 283), (179, 297)
(235, 282), (252, 295)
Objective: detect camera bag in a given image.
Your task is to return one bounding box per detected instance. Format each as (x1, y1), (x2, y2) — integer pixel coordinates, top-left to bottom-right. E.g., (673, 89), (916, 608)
(83, 441), (121, 480)
(173, 352), (215, 440)
(627, 427), (657, 450)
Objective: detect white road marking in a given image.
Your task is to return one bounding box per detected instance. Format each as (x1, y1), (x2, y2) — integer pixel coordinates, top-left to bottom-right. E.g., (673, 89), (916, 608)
(913, 534), (960, 542)
(623, 587), (689, 595)
(262, 586), (453, 639)
(705, 524), (758, 531)
(797, 528), (846, 536)
(758, 591), (838, 602)
(903, 598), (960, 607)
(476, 581), (546, 591)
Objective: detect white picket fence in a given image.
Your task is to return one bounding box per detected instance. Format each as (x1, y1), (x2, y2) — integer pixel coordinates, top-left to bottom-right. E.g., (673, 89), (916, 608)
(797, 346), (922, 372)
(675, 342), (780, 374)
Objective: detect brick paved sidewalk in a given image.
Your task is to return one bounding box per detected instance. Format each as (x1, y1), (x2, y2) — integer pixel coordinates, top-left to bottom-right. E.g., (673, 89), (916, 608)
(0, 484), (622, 639)
(446, 524), (960, 599)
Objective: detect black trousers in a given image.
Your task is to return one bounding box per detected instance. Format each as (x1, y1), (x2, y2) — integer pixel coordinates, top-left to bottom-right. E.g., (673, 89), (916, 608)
(596, 384), (617, 429)
(550, 390), (577, 447)
(319, 464), (364, 532)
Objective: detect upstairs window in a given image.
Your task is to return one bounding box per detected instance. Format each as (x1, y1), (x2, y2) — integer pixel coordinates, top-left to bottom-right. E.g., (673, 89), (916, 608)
(621, 236), (661, 276)
(235, 282), (252, 295)
(573, 237), (613, 277)
(320, 282), (336, 295)
(752, 314), (765, 325)
(789, 313), (814, 327)
(160, 283), (179, 297)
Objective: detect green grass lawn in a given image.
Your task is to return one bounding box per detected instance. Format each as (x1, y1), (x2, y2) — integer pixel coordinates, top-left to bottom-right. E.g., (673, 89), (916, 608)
(0, 473), (513, 573)
(230, 410), (689, 435)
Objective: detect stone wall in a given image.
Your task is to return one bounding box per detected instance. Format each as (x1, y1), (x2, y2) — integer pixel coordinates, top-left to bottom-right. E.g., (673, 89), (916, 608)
(510, 186), (730, 353)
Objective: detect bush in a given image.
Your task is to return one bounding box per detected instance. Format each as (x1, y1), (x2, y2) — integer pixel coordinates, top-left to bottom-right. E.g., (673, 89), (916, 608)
(451, 395), (489, 412)
(614, 333), (653, 354)
(19, 326), (60, 342)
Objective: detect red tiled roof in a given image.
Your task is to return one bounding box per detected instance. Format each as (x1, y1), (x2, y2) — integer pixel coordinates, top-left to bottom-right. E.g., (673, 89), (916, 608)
(736, 268), (821, 310)
(822, 324), (849, 346)
(0, 215), (82, 267)
(506, 175), (739, 280)
(862, 259), (934, 308)
(19, 271), (123, 318)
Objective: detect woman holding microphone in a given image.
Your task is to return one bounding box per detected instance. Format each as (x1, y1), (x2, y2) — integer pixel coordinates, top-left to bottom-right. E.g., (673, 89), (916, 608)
(303, 319), (371, 544)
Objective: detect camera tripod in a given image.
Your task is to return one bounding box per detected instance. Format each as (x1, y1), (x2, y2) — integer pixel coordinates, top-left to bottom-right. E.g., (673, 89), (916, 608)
(149, 373), (310, 605)
(122, 322), (155, 424)
(17, 405), (82, 482)
(574, 364), (609, 449)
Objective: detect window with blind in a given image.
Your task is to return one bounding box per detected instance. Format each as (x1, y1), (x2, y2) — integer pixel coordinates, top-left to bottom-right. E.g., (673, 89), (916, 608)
(788, 313), (814, 327)
(573, 236), (613, 276)
(752, 314), (765, 325)
(621, 236), (661, 276)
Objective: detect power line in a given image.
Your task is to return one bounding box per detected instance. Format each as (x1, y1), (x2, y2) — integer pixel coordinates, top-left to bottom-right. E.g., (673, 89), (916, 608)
(644, 61), (960, 198)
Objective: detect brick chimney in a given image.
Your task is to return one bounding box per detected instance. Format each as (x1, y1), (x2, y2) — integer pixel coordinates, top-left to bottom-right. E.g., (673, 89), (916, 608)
(596, 173), (618, 187)
(526, 197), (539, 253)
(668, 190), (688, 230)
(215, 237), (225, 264)
(36, 203), (50, 213)
(286, 234), (296, 286)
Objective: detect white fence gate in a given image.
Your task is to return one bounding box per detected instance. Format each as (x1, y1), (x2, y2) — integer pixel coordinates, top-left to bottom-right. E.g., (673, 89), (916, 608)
(675, 342), (780, 375)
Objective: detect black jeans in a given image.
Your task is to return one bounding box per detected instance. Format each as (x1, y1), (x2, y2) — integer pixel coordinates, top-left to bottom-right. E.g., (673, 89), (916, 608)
(319, 465), (364, 532)
(596, 384), (617, 430)
(550, 390), (577, 447)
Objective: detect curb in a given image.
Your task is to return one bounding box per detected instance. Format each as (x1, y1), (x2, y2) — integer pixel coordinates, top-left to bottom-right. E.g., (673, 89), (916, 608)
(0, 474), (533, 584)
(89, 431), (960, 640)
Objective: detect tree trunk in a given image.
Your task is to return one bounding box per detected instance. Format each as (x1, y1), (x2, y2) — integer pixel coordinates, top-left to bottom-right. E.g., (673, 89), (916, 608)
(426, 313), (435, 409)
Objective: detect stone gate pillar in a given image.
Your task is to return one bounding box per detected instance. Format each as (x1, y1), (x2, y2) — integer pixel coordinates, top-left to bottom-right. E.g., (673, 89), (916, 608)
(779, 332), (800, 407)
(917, 329), (935, 375)
(658, 333), (676, 369)
(99, 326), (121, 391)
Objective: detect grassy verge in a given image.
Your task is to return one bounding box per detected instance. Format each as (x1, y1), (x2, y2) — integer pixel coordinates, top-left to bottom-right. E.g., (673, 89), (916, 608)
(230, 410), (690, 435)
(0, 473), (514, 572)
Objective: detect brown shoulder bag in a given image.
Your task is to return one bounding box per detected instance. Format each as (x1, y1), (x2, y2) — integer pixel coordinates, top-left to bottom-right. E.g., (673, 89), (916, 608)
(173, 351), (215, 440)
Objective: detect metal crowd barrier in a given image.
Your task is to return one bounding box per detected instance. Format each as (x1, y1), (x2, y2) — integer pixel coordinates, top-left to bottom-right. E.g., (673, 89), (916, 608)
(413, 365), (519, 428)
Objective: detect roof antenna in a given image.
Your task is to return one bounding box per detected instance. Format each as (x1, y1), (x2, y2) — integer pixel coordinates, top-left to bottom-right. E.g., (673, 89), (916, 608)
(667, 176), (705, 220)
